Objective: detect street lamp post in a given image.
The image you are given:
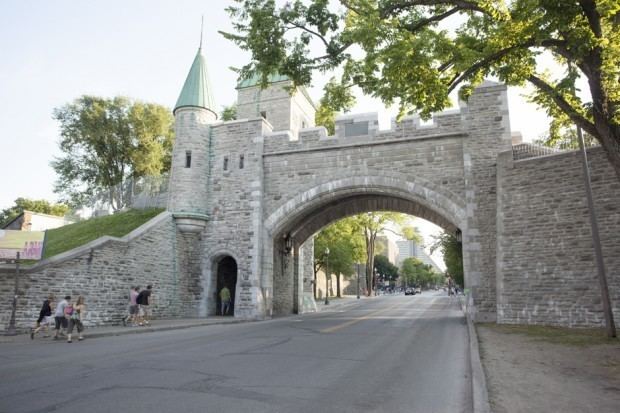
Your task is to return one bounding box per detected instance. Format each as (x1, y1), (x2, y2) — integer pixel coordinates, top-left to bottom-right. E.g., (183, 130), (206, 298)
(324, 247), (330, 305)
(356, 263), (361, 299)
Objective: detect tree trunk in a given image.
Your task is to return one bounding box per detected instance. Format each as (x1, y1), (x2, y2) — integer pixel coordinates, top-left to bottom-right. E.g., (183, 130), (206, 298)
(336, 273), (341, 297)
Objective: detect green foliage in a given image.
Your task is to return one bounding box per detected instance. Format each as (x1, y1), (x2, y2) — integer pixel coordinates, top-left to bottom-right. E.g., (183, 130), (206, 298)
(0, 198), (69, 227)
(42, 208), (164, 259)
(225, 0), (620, 178)
(221, 104), (238, 121)
(430, 232), (463, 287)
(400, 257), (437, 288)
(535, 122), (597, 150)
(51, 96), (174, 210)
(314, 218), (365, 276)
(374, 254), (399, 282)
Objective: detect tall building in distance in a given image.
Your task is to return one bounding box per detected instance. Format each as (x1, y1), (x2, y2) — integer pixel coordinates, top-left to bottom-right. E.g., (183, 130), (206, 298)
(375, 236), (399, 264)
(396, 239), (443, 273)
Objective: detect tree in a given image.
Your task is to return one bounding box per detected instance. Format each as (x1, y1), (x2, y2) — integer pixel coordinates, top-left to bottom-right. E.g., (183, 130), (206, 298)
(347, 212), (420, 296)
(221, 104), (238, 121)
(0, 198), (69, 227)
(51, 96), (174, 210)
(430, 232), (464, 287)
(401, 257), (436, 289)
(374, 254), (399, 285)
(224, 0), (620, 180)
(535, 124), (597, 150)
(314, 218), (365, 297)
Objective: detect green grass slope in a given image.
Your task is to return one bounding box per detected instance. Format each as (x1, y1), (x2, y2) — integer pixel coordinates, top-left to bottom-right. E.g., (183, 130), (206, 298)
(42, 208), (164, 259)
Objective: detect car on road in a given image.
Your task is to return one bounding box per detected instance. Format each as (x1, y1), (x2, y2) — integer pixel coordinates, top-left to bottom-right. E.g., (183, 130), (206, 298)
(405, 288), (415, 295)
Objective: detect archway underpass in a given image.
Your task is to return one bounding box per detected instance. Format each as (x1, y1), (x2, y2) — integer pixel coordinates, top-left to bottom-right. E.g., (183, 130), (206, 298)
(269, 190), (465, 316)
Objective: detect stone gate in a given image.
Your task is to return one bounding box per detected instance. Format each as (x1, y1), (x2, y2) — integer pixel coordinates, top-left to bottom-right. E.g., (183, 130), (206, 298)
(1, 46), (618, 330)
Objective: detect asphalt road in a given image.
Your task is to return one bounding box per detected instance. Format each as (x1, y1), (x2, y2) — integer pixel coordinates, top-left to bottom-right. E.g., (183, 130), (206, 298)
(0, 291), (471, 413)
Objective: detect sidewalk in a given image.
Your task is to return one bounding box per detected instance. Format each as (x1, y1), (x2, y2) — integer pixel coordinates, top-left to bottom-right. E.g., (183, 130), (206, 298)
(0, 316), (245, 344)
(1, 297), (367, 344)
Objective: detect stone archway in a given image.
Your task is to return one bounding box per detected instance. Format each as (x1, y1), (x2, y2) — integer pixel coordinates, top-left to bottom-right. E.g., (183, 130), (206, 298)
(215, 256), (238, 316)
(264, 176), (468, 317)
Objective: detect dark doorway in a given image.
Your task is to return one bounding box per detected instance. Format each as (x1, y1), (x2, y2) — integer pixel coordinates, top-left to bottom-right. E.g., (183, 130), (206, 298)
(216, 256), (237, 316)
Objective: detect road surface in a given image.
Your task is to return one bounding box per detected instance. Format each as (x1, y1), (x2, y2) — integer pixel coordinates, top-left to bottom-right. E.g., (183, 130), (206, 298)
(0, 291), (471, 413)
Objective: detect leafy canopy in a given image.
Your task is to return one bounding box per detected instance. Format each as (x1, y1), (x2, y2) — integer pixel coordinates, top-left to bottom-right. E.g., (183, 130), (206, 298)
(223, 0), (620, 178)
(51, 96), (174, 210)
(430, 231), (464, 286)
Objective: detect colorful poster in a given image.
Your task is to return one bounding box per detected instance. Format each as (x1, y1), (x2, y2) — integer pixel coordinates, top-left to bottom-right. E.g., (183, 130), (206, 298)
(0, 229), (46, 260)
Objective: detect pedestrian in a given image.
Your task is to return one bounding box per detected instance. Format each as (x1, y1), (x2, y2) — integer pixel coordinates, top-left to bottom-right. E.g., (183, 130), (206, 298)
(31, 294), (54, 339)
(136, 285), (152, 326)
(66, 295), (86, 343)
(219, 285), (231, 315)
(53, 295), (70, 340)
(123, 286), (140, 326)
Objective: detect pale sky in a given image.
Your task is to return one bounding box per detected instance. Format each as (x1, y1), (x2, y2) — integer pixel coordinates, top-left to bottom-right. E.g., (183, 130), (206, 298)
(1, 0), (552, 215)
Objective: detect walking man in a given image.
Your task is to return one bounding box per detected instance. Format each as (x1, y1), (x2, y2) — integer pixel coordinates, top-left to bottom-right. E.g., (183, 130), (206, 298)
(136, 285), (152, 326)
(53, 295), (70, 340)
(123, 286), (140, 326)
(220, 285), (231, 315)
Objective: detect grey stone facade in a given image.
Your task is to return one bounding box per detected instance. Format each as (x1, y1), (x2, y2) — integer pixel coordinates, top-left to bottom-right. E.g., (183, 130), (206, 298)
(2, 60), (619, 331)
(496, 148), (620, 326)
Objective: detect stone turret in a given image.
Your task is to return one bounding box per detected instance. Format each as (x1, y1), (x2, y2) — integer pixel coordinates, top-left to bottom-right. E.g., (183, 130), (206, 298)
(167, 46), (217, 233)
(236, 74), (316, 137)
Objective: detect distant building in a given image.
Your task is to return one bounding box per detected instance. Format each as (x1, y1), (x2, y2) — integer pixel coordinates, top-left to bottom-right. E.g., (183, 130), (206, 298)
(375, 235), (398, 264)
(396, 239), (442, 273)
(1, 210), (73, 231)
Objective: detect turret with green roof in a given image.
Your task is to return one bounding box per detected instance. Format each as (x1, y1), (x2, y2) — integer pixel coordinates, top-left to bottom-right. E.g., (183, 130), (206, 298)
(167, 45), (217, 231)
(174, 46), (217, 118)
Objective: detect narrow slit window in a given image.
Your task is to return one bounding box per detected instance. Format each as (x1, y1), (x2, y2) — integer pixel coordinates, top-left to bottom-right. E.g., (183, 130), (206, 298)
(185, 151), (192, 168)
(223, 156), (229, 171)
(260, 111), (267, 120)
(239, 154), (245, 169)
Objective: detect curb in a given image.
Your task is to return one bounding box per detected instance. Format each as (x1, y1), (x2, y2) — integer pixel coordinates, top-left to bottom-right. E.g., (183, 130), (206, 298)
(85, 319), (251, 339)
(459, 296), (492, 413)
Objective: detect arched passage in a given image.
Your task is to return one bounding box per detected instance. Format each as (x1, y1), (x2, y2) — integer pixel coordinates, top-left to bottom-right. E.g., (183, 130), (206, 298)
(263, 176), (468, 317)
(215, 256), (237, 316)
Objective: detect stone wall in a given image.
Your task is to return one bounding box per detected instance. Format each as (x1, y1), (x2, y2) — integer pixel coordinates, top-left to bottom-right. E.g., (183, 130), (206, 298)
(496, 147), (620, 327)
(0, 212), (186, 331)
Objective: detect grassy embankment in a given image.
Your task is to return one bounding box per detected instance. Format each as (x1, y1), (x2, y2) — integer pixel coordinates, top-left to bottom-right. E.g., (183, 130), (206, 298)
(41, 208), (164, 259)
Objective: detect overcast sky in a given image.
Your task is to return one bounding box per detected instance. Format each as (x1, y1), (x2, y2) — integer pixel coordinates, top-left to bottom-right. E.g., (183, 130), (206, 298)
(0, 0), (554, 265)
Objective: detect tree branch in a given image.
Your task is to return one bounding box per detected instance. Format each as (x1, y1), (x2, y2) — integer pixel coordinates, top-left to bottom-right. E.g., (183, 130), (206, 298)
(380, 0), (490, 18)
(447, 41), (535, 93)
(527, 74), (598, 138)
(578, 0), (602, 38)
(284, 21), (331, 49)
(400, 6), (461, 32)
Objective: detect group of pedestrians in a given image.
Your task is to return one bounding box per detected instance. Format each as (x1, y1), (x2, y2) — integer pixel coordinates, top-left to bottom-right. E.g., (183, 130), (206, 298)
(122, 285), (152, 327)
(30, 294), (86, 343)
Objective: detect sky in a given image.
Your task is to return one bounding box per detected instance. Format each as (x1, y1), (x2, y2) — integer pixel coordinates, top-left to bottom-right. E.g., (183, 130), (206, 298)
(0, 0), (554, 264)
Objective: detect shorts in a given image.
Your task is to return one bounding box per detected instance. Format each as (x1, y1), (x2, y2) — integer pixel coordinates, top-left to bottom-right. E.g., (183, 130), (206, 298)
(129, 304), (138, 315)
(139, 305), (149, 317)
(54, 316), (68, 330)
(40, 316), (53, 326)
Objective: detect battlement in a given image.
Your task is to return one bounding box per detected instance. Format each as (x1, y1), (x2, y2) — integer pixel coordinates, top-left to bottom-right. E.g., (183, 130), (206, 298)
(260, 107), (468, 154)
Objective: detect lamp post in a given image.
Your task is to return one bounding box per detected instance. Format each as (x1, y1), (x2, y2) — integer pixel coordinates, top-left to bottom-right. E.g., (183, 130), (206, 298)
(324, 247), (330, 305)
(356, 263), (361, 299)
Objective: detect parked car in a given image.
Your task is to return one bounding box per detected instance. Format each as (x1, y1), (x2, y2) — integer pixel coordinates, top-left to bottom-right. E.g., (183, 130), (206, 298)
(415, 287), (422, 294)
(405, 288), (415, 295)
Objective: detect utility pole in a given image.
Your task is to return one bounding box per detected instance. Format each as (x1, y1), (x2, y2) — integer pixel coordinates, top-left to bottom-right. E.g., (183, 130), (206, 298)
(569, 61), (616, 338)
(576, 124), (616, 338)
(6, 252), (20, 336)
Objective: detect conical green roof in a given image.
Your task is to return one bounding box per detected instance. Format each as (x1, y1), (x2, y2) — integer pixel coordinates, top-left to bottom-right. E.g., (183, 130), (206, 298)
(174, 48), (216, 116)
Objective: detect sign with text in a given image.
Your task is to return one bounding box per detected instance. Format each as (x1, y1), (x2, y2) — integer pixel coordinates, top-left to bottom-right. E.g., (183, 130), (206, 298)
(0, 229), (46, 260)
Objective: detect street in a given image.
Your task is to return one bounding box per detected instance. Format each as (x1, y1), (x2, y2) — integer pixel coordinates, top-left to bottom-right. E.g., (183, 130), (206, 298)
(0, 292), (471, 413)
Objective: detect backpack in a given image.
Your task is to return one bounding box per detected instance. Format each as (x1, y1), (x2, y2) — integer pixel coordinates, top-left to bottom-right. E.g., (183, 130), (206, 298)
(64, 304), (74, 317)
